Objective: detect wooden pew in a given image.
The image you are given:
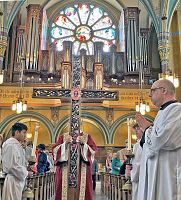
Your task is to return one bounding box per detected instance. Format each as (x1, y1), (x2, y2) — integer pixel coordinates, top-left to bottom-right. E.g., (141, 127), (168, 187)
(101, 173), (132, 200)
(25, 172), (55, 200)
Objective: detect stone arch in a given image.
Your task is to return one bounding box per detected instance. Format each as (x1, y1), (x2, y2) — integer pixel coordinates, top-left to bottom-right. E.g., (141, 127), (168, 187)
(54, 112), (109, 144)
(0, 111), (54, 142)
(110, 112), (154, 143)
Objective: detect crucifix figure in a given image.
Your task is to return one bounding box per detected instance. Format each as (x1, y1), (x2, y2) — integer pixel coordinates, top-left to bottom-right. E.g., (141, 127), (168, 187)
(32, 56), (118, 200)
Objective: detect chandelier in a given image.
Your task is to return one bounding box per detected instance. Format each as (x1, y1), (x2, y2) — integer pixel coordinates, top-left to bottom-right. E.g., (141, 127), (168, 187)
(135, 58), (150, 115)
(158, 16), (179, 88)
(12, 58), (28, 114)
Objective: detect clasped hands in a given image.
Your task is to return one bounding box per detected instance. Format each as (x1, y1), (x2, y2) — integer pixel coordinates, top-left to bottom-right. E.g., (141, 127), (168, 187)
(65, 135), (85, 144)
(135, 112), (153, 132)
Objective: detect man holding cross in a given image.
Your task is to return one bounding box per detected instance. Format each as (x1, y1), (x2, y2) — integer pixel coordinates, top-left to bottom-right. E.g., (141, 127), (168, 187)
(53, 131), (97, 200)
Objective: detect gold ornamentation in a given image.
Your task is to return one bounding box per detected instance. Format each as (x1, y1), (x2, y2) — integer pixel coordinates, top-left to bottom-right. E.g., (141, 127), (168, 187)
(79, 163), (87, 200)
(0, 43), (7, 57)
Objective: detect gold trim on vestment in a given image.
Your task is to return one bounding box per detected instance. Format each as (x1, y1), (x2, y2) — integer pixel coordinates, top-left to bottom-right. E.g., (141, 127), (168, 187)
(61, 133), (88, 200)
(61, 164), (68, 200)
(79, 162), (87, 200)
(79, 134), (88, 200)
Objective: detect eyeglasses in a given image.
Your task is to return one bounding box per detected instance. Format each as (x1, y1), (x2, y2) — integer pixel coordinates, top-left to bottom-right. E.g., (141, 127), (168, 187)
(150, 87), (164, 93)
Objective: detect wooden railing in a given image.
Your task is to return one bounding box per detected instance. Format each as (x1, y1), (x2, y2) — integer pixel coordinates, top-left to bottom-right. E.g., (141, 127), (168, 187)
(100, 172), (132, 200)
(0, 172), (55, 200)
(25, 172), (55, 200)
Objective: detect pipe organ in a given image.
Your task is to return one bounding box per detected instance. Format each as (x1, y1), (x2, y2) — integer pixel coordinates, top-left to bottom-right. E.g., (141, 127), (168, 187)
(25, 5), (41, 71)
(140, 28), (150, 74)
(124, 8), (140, 73)
(15, 27), (26, 72)
(4, 5), (151, 87)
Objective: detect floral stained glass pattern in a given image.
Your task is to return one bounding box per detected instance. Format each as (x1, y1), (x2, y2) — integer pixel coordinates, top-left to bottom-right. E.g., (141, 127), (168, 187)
(50, 4), (117, 54)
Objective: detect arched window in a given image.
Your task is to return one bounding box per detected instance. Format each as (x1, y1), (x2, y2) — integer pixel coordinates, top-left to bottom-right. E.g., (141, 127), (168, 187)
(50, 3), (117, 55)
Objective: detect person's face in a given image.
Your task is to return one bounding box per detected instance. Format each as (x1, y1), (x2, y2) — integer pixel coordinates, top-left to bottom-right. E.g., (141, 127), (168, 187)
(134, 126), (142, 140)
(149, 82), (165, 107)
(16, 129), (27, 142)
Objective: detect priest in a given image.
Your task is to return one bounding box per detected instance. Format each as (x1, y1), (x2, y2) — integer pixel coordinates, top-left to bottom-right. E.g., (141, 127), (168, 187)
(136, 79), (181, 200)
(52, 131), (97, 200)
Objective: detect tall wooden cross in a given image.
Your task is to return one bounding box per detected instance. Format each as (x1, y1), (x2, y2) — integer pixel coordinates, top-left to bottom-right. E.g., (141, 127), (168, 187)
(32, 56), (118, 200)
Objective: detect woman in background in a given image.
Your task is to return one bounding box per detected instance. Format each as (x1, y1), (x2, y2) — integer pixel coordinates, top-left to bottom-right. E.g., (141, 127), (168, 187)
(111, 151), (122, 175)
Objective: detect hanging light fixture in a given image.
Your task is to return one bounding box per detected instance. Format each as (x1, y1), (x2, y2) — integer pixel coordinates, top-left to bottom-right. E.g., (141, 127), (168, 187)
(12, 58), (28, 114)
(158, 15), (179, 88)
(135, 53), (150, 115)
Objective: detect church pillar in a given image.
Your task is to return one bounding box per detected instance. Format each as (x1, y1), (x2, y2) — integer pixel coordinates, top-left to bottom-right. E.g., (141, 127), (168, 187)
(170, 8), (181, 101)
(0, 9), (7, 69)
(0, 8), (8, 84)
(0, 26), (7, 71)
(157, 17), (170, 74)
(175, 8), (181, 100)
(80, 49), (86, 89)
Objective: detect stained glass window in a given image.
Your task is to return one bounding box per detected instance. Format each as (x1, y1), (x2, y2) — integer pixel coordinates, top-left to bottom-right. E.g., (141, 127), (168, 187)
(50, 4), (117, 54)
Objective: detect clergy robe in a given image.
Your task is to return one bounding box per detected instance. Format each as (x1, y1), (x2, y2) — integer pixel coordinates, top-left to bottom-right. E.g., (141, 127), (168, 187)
(52, 132), (97, 200)
(131, 139), (142, 200)
(137, 102), (181, 200)
(2, 138), (28, 200)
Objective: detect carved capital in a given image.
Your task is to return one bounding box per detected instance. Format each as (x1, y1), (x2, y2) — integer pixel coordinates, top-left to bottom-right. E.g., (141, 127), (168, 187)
(158, 45), (170, 61)
(0, 42), (7, 57)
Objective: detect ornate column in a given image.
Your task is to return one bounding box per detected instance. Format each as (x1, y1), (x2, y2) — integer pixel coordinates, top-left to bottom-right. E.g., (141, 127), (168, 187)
(158, 16), (179, 88)
(158, 17), (170, 73)
(0, 10), (8, 84)
(0, 26), (7, 70)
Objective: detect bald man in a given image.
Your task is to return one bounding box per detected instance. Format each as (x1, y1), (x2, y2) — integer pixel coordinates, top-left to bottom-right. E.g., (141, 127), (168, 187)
(136, 79), (181, 200)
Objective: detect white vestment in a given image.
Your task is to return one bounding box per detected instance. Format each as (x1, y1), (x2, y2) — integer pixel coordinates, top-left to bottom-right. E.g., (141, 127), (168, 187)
(131, 139), (142, 200)
(137, 103), (181, 200)
(2, 138), (28, 200)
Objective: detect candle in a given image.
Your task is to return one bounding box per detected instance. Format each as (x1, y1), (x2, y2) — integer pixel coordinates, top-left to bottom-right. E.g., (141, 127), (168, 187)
(127, 118), (132, 150)
(31, 122), (40, 156)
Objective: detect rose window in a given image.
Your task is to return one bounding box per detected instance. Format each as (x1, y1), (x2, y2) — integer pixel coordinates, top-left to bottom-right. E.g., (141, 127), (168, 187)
(50, 4), (117, 55)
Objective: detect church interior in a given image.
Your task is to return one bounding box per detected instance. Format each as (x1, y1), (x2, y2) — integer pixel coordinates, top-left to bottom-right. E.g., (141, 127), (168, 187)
(0, 0), (180, 169)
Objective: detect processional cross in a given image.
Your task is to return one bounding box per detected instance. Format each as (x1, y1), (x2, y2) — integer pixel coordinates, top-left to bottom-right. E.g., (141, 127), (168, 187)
(32, 56), (118, 200)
